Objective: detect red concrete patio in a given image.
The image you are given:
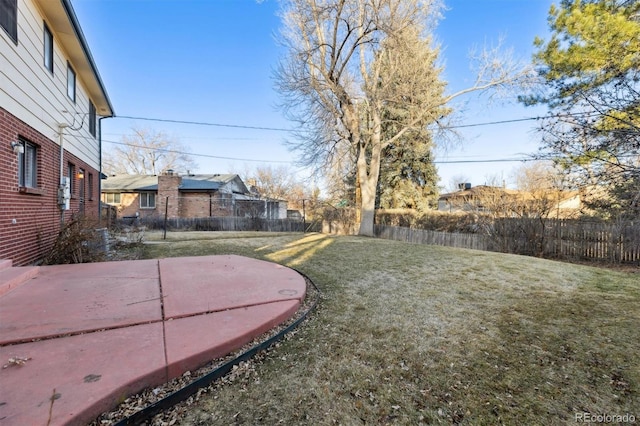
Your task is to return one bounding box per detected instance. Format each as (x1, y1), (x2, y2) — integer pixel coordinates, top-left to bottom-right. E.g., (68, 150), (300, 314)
(0, 255), (305, 425)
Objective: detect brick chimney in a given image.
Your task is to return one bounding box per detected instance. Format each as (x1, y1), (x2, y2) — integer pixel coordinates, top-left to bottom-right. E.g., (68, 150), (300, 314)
(158, 169), (181, 218)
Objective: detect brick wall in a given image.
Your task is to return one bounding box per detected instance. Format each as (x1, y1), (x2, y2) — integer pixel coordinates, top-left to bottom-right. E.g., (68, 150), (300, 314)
(102, 192), (161, 220)
(157, 173), (181, 219)
(180, 193), (208, 218)
(101, 176), (239, 220)
(180, 192), (234, 218)
(0, 108), (100, 266)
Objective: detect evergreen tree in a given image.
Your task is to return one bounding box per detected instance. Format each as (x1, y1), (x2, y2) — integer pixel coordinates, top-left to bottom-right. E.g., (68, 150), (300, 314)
(375, 27), (446, 211)
(376, 133), (439, 210)
(524, 0), (640, 218)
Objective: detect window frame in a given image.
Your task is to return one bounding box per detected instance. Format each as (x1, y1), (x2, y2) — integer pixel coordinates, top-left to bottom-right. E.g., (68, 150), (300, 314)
(18, 139), (38, 188)
(104, 193), (121, 205)
(67, 63), (76, 102)
(0, 0), (18, 44)
(67, 163), (75, 196)
(43, 22), (53, 74)
(88, 173), (94, 200)
(89, 102), (96, 137)
(139, 192), (156, 209)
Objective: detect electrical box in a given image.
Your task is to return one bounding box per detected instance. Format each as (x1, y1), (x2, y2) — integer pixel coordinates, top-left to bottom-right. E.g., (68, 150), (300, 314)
(58, 177), (70, 210)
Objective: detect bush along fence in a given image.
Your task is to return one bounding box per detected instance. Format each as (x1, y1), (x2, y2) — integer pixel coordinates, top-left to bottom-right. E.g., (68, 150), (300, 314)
(116, 216), (321, 233)
(373, 218), (640, 265)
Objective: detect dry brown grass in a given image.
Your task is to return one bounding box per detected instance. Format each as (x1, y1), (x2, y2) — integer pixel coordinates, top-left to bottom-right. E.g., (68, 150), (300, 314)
(140, 231), (639, 425)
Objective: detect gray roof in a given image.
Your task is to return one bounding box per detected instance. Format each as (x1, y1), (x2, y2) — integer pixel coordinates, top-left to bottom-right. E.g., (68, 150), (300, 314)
(180, 174), (237, 191)
(101, 174), (242, 192)
(101, 175), (158, 191)
(438, 185), (521, 200)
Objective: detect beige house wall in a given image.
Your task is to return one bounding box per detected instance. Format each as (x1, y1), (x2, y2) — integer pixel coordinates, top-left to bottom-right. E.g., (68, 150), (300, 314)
(1, 0), (106, 170)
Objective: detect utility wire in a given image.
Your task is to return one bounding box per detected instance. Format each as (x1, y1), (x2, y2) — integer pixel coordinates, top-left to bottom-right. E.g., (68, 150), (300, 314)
(114, 114), (543, 131)
(434, 158), (533, 164)
(104, 138), (536, 164)
(101, 111), (632, 165)
(446, 117), (541, 128)
(106, 135), (636, 165)
(112, 111), (605, 132)
(103, 139), (294, 164)
(115, 115), (293, 132)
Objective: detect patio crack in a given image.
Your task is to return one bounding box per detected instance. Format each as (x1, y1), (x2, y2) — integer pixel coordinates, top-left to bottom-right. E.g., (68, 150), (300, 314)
(157, 259), (169, 380)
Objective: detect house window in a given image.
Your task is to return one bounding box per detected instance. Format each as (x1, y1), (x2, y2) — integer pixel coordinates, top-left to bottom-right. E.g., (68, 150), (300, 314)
(67, 64), (76, 102)
(78, 168), (85, 213)
(18, 140), (37, 188)
(67, 163), (75, 195)
(89, 102), (96, 137)
(104, 193), (121, 204)
(139, 192), (156, 209)
(44, 23), (53, 73)
(0, 0), (18, 43)
(88, 173), (94, 200)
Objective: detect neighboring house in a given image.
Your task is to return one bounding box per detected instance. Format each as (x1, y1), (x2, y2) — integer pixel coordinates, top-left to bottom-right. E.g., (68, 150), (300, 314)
(438, 184), (581, 218)
(101, 172), (288, 220)
(1, 0), (114, 265)
(438, 185), (521, 213)
(287, 209), (303, 220)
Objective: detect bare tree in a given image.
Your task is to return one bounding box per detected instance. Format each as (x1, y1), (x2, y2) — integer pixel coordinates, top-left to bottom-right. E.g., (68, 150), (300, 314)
(471, 162), (579, 256)
(244, 165), (300, 199)
(471, 162), (573, 219)
(242, 164), (322, 215)
(446, 174), (472, 193)
(103, 127), (196, 175)
(512, 161), (562, 193)
(276, 0), (534, 236)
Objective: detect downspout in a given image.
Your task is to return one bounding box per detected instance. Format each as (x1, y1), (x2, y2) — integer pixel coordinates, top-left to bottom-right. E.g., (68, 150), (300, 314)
(97, 116), (112, 225)
(58, 123), (69, 224)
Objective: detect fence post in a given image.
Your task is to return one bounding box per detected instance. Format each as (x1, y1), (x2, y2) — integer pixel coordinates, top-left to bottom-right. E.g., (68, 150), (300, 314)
(163, 196), (169, 240)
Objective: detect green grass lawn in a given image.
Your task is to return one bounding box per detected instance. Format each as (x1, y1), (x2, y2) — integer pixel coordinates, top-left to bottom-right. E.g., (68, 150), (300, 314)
(141, 231), (639, 425)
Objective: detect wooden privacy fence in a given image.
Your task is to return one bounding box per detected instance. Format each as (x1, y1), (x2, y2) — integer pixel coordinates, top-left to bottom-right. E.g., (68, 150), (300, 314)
(374, 219), (640, 264)
(544, 219), (640, 263)
(121, 216), (321, 233)
(374, 225), (489, 251)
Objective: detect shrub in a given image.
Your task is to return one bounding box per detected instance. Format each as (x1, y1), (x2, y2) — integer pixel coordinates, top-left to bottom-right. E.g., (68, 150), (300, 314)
(42, 216), (107, 265)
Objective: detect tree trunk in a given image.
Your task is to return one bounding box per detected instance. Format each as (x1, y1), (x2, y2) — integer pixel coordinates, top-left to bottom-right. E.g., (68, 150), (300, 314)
(358, 179), (377, 236)
(357, 119), (383, 237)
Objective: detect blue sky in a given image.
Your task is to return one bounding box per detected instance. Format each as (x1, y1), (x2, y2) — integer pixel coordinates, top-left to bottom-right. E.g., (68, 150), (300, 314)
(72, 0), (554, 191)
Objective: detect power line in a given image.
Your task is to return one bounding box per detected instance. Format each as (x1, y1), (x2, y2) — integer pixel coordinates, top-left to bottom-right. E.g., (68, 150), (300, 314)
(115, 115), (293, 132)
(102, 139), (294, 164)
(103, 138), (538, 165)
(113, 114), (546, 132)
(110, 111), (618, 139)
(445, 117), (541, 129)
(103, 132), (260, 141)
(434, 158), (533, 164)
(100, 135), (636, 167)
(112, 109), (617, 134)
(100, 112), (633, 165)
